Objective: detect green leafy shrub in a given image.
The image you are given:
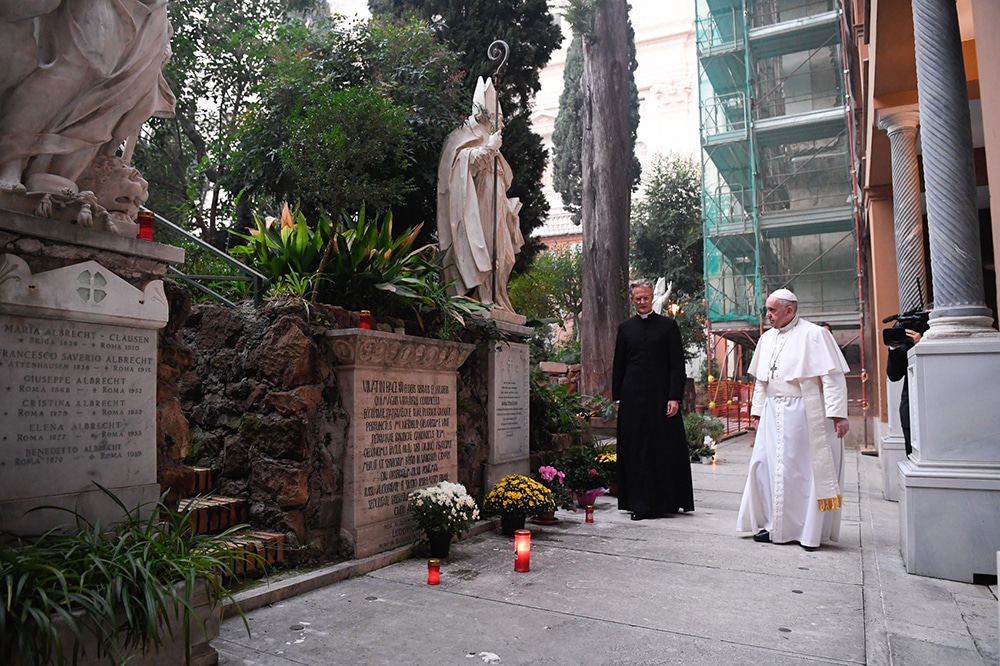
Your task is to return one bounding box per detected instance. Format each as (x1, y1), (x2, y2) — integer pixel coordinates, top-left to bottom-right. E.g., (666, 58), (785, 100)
(0, 486), (262, 666)
(230, 204), (487, 336)
(684, 412), (725, 460)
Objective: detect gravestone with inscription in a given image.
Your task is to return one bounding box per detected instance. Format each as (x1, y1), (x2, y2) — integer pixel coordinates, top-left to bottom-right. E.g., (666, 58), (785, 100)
(484, 340), (531, 489)
(0, 255), (168, 534)
(327, 330), (473, 558)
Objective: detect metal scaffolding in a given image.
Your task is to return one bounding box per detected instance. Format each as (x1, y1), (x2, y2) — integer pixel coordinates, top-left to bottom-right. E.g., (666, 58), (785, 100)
(697, 0), (868, 430)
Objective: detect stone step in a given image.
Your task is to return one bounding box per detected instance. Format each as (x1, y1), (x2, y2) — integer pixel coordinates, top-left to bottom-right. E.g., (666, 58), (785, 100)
(178, 496), (249, 536)
(224, 530), (285, 577)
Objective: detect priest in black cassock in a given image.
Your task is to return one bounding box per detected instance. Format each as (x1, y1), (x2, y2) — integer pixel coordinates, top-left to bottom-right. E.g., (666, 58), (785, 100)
(612, 279), (694, 520)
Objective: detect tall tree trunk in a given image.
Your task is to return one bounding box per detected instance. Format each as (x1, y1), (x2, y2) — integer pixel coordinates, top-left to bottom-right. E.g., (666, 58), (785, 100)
(580, 0), (631, 398)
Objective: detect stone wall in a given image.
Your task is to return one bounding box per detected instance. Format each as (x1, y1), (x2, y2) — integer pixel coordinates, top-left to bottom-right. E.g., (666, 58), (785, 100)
(158, 290), (495, 566)
(159, 293), (352, 564)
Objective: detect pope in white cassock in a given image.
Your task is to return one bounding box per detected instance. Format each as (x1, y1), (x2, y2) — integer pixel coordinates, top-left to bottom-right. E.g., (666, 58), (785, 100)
(736, 288), (850, 551)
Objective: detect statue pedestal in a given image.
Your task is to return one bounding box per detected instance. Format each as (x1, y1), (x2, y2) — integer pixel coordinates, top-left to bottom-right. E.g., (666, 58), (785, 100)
(327, 330), (473, 559)
(0, 254), (169, 535)
(483, 338), (531, 490)
(899, 336), (1000, 582)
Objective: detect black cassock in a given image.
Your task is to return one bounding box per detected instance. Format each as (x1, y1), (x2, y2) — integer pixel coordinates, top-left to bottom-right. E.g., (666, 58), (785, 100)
(612, 313), (694, 515)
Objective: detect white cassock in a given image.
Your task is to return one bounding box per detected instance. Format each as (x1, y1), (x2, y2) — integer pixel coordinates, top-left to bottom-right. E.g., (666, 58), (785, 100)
(736, 316), (849, 548)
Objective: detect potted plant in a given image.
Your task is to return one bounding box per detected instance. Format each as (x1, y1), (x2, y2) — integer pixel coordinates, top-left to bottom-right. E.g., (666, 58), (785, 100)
(407, 481), (479, 558)
(1, 486), (261, 666)
(534, 465), (576, 521)
(684, 412), (725, 463)
(557, 445), (613, 508)
(482, 475), (555, 535)
(593, 441), (618, 495)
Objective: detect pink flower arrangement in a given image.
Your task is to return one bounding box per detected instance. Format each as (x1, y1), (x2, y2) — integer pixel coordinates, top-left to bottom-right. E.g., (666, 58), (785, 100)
(538, 465), (565, 485)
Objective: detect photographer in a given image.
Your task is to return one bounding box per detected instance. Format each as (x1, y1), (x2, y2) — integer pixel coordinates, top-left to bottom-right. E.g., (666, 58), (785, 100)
(884, 312), (929, 456)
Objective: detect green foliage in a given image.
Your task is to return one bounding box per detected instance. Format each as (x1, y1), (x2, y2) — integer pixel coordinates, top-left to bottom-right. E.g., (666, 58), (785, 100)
(281, 86), (414, 216)
(631, 153), (706, 362)
(224, 15), (466, 231)
(555, 443), (613, 492)
(552, 34), (584, 224)
(230, 205), (487, 336)
(134, 1), (321, 247)
(684, 412), (724, 459)
(0, 486), (261, 666)
(631, 154), (704, 296)
(508, 247), (583, 340)
(552, 18), (640, 225)
(528, 373), (613, 454)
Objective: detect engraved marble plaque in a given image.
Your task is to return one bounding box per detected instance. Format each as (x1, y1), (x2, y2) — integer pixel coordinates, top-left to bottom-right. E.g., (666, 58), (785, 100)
(328, 330), (473, 558)
(0, 255), (167, 533)
(484, 341), (530, 488)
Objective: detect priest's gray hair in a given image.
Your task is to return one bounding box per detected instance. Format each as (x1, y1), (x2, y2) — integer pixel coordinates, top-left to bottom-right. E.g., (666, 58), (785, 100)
(629, 279), (653, 295)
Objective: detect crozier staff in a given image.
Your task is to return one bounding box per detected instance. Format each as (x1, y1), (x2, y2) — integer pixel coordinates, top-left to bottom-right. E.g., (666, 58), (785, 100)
(736, 288), (850, 551)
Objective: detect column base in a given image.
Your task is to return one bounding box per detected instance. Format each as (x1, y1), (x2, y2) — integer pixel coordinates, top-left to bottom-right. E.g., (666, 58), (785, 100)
(879, 434), (906, 502)
(899, 458), (1000, 582)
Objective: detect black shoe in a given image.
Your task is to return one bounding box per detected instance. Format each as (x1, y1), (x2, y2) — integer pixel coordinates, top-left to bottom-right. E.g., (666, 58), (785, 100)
(801, 544), (819, 552)
(753, 529), (771, 543)
(630, 512), (648, 521)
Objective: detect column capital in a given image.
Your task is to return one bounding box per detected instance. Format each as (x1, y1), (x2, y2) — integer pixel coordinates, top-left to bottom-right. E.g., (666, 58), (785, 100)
(877, 104), (920, 134)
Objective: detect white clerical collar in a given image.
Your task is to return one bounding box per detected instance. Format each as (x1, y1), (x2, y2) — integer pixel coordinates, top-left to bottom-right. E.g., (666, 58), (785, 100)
(637, 312), (651, 319)
(778, 315), (800, 333)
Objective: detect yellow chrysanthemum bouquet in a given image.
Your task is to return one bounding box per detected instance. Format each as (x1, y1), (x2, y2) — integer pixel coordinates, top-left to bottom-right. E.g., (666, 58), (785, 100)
(482, 474), (555, 517)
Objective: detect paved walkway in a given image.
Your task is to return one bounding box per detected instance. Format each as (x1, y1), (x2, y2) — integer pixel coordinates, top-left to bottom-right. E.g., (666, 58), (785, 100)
(215, 432), (998, 665)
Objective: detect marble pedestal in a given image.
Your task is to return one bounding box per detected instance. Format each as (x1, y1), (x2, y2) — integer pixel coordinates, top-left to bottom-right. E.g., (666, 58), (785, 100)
(899, 336), (1000, 582)
(328, 330), (473, 559)
(0, 255), (168, 534)
(880, 377), (906, 502)
(483, 339), (531, 490)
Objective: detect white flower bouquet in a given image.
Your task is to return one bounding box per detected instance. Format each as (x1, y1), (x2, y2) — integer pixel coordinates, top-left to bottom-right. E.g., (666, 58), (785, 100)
(408, 480), (479, 536)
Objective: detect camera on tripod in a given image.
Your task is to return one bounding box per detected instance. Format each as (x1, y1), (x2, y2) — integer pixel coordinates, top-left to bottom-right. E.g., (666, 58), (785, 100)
(881, 308), (930, 346)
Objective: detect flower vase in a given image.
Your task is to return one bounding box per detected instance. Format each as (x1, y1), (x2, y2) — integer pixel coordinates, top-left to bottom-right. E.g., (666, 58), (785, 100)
(571, 488), (605, 509)
(500, 514), (526, 536)
(427, 531), (453, 558)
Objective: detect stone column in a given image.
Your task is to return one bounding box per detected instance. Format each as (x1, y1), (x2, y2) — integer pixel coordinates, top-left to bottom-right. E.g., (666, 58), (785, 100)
(876, 107), (928, 312)
(912, 0), (993, 335)
(897, 0), (1000, 583)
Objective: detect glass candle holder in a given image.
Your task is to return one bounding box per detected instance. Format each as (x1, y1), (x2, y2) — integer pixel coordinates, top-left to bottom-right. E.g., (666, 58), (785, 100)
(137, 210), (154, 241)
(585, 505), (594, 523)
(427, 558), (441, 585)
(359, 310), (375, 330)
(513, 529), (531, 572)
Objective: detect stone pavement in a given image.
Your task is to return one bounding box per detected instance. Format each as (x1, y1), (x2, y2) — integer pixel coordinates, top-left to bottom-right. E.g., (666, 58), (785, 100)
(215, 432), (998, 665)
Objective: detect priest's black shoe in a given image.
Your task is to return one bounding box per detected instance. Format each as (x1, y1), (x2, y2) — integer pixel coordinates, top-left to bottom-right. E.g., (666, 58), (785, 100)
(630, 512), (648, 521)
(801, 544), (819, 552)
(753, 529), (771, 543)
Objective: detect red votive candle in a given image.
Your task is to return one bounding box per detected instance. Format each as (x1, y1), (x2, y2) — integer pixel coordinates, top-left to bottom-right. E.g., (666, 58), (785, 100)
(359, 310), (375, 330)
(137, 210), (154, 241)
(427, 558), (441, 585)
(514, 529), (531, 572)
(585, 505), (594, 523)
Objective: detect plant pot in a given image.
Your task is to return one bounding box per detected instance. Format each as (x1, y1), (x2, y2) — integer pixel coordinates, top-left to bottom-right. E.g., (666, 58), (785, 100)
(427, 531), (453, 558)
(11, 579), (220, 666)
(530, 509), (559, 525)
(700, 455), (714, 465)
(608, 481), (618, 497)
(500, 514), (526, 536)
(570, 488), (605, 509)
